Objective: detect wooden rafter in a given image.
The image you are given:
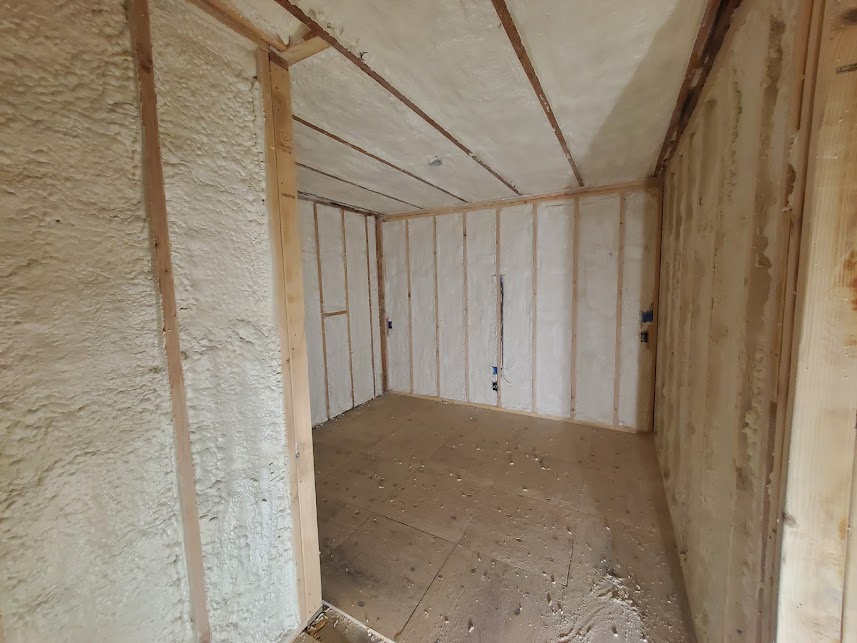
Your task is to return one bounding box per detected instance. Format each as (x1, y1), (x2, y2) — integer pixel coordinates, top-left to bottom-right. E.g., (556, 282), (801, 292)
(489, 0), (584, 187)
(271, 0), (522, 196)
(655, 0), (743, 174)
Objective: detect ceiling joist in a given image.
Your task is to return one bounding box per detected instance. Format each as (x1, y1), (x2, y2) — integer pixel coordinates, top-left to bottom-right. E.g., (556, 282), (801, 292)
(280, 31), (329, 65)
(272, 0), (523, 196)
(489, 0), (585, 188)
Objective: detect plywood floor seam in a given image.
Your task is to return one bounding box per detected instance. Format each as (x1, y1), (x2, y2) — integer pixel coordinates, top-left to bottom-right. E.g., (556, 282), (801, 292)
(313, 393), (693, 642)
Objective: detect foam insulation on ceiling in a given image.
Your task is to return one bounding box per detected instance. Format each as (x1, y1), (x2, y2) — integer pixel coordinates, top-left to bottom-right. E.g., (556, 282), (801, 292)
(506, 0), (708, 184)
(534, 201), (574, 418)
(299, 200), (329, 426)
(344, 212), (375, 405)
(383, 221), (411, 392)
(324, 313), (354, 418)
(367, 222), (383, 395)
(465, 210), (499, 406)
(436, 214), (467, 401)
(290, 49), (514, 203)
(574, 194), (620, 425)
(288, 0), (573, 195)
(316, 204), (347, 311)
(408, 217), (439, 397)
(498, 205), (534, 411)
(227, 0), (303, 45)
(0, 0), (190, 638)
(619, 190), (657, 429)
(293, 120), (461, 210)
(298, 165), (416, 216)
(151, 0), (300, 638)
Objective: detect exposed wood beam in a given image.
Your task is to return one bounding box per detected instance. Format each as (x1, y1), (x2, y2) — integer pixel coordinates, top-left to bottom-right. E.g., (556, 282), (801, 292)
(129, 1), (210, 640)
(281, 32), (329, 65)
(271, 0), (522, 196)
(384, 177), (662, 221)
(655, 0), (743, 174)
(489, 0), (585, 187)
(294, 116), (468, 204)
(298, 191), (382, 218)
(297, 163), (422, 210)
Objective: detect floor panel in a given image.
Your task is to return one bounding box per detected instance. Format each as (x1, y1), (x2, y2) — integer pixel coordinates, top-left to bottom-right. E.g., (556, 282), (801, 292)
(312, 393), (693, 642)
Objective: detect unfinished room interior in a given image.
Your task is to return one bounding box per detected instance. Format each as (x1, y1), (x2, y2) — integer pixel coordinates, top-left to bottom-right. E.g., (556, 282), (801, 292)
(2, 0), (856, 641)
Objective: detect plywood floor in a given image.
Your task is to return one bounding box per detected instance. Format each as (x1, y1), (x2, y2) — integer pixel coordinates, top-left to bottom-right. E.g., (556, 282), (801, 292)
(312, 393), (693, 642)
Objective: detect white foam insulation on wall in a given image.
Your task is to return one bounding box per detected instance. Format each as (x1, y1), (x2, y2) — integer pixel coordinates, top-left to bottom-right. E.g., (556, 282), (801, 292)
(344, 212), (375, 405)
(383, 221), (412, 392)
(408, 218), (439, 397)
(574, 194), (620, 426)
(0, 1), (190, 638)
(367, 222), (383, 395)
(382, 191), (657, 430)
(317, 204), (347, 312)
(289, 49), (513, 203)
(534, 201), (574, 418)
(499, 205), (534, 411)
(436, 214), (467, 400)
(465, 210), (499, 406)
(324, 313), (354, 418)
(151, 0), (299, 638)
(619, 190), (658, 429)
(299, 200), (329, 426)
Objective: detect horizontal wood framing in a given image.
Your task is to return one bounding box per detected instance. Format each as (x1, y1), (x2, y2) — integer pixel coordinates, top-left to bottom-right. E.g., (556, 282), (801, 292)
(298, 192), (382, 219)
(399, 391), (640, 435)
(383, 178), (661, 221)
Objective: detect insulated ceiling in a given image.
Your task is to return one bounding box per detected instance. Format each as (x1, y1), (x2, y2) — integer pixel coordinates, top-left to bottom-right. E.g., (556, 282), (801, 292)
(228, 0), (708, 215)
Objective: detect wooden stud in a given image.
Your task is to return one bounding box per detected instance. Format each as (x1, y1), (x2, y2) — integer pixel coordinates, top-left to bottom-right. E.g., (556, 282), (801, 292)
(271, 0), (521, 196)
(297, 163), (421, 210)
(433, 216), (441, 397)
(495, 208), (502, 408)
(405, 220), (414, 393)
(489, 0), (584, 186)
(365, 216), (377, 397)
(375, 218), (388, 393)
(570, 198), (580, 419)
(313, 204), (331, 418)
(531, 203), (538, 413)
(648, 187), (664, 433)
(130, 2), (210, 639)
(341, 209), (355, 407)
(463, 213), (470, 402)
(384, 178), (661, 221)
(294, 117), (467, 204)
(261, 53), (322, 625)
(613, 193), (626, 427)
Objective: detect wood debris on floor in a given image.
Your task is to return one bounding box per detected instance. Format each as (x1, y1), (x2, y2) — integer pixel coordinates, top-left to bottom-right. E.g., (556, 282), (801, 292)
(313, 394), (694, 642)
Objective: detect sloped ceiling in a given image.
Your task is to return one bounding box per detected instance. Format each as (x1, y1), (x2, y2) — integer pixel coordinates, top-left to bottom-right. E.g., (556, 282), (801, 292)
(228, 0), (708, 215)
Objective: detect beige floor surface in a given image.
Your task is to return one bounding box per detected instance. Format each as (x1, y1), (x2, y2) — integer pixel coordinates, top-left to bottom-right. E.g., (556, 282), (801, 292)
(312, 393), (694, 643)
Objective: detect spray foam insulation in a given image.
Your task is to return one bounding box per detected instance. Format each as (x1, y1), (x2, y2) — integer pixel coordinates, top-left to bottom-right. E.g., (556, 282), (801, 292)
(498, 205), (534, 411)
(408, 217), (439, 397)
(436, 214), (467, 400)
(299, 200), (329, 426)
(151, 0), (302, 638)
(534, 201), (574, 418)
(289, 49), (511, 203)
(317, 204), (347, 312)
(298, 164), (417, 216)
(324, 313), (354, 418)
(366, 222), (383, 395)
(344, 211), (375, 406)
(383, 221), (411, 393)
(465, 210), (500, 406)
(655, 0), (798, 638)
(0, 1), (191, 639)
(574, 194), (620, 425)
